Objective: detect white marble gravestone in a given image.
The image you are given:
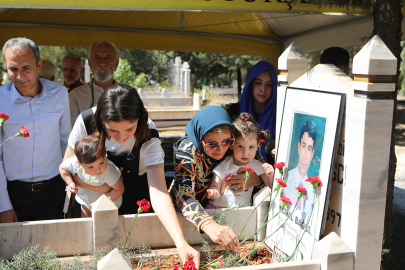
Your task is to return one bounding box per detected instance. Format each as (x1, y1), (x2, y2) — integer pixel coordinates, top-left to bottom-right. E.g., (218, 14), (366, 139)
(267, 65), (348, 261)
(269, 35), (395, 270)
(181, 62), (191, 96)
(323, 35), (395, 270)
(174, 57), (182, 90)
(276, 42), (307, 149)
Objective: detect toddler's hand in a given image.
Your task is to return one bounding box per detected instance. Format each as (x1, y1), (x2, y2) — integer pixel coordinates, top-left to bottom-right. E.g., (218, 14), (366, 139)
(69, 182), (78, 193)
(207, 189), (220, 199)
(262, 163), (274, 178)
(271, 148), (276, 157)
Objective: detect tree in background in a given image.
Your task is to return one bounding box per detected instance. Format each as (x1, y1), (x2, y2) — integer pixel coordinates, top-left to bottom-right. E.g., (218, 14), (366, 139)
(114, 58), (148, 89)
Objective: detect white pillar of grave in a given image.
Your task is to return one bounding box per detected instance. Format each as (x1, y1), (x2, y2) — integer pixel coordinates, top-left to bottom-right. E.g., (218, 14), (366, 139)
(340, 35), (395, 270)
(84, 59), (91, 83)
(92, 195), (119, 250)
(276, 42), (307, 152)
(174, 57), (182, 91)
(182, 62), (191, 97)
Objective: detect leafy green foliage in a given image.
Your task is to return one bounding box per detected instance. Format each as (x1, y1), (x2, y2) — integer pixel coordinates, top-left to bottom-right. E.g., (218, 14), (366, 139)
(114, 58), (148, 89)
(0, 245), (59, 269)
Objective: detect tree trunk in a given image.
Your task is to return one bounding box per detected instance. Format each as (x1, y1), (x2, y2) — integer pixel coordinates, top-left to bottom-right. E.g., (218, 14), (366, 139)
(372, 1), (403, 269)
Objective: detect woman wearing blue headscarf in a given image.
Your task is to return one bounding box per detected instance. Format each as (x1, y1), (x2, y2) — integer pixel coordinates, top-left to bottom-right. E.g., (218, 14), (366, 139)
(169, 106), (265, 252)
(227, 61), (277, 164)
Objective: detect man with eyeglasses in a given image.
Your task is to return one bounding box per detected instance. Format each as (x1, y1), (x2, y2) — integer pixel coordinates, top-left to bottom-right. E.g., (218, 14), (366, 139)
(68, 41), (119, 127)
(60, 54), (84, 92)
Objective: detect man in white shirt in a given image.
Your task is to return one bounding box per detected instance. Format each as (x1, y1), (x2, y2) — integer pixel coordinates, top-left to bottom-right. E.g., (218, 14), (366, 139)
(284, 119), (317, 218)
(0, 37), (70, 223)
(69, 41), (119, 127)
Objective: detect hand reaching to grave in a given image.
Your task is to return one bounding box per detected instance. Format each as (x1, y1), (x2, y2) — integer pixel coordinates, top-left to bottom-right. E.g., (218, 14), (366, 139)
(207, 188), (220, 199)
(176, 241), (201, 269)
(202, 221), (239, 252)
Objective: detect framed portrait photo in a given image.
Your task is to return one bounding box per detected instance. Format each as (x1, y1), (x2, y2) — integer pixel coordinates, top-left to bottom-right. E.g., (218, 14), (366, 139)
(265, 87), (345, 262)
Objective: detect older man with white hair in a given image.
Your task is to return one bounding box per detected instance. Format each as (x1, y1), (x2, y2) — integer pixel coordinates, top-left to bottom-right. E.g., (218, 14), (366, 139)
(0, 37), (70, 223)
(68, 41), (119, 127)
(38, 59), (56, 81)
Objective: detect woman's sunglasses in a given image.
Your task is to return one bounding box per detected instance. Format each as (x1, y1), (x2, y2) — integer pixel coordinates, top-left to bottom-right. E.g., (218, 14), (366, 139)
(202, 138), (235, 151)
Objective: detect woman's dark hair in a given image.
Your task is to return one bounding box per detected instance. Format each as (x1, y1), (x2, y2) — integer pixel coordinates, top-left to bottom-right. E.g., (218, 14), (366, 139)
(74, 135), (106, 164)
(93, 84), (150, 154)
(233, 112), (270, 142)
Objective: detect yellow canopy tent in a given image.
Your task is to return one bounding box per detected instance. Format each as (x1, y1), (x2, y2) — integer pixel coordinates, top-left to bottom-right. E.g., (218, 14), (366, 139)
(0, 0), (403, 67)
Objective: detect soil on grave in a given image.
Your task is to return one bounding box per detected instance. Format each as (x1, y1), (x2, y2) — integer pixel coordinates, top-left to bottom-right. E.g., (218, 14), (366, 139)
(130, 243), (272, 270)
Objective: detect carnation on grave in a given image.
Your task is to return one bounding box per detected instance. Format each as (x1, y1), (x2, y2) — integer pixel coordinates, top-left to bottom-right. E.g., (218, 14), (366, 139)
(137, 199), (151, 213)
(274, 178), (287, 191)
(181, 260), (197, 270)
(273, 162), (285, 175)
(295, 186), (306, 199)
(243, 166), (254, 181)
(280, 196), (291, 210)
(305, 176), (322, 192)
(259, 139), (266, 151)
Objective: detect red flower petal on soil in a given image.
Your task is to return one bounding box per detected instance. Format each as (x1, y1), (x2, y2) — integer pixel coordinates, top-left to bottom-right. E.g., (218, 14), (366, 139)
(280, 196), (291, 204)
(273, 162), (285, 169)
(0, 113), (9, 120)
(137, 199), (151, 212)
(275, 178), (287, 187)
(181, 260), (197, 270)
(295, 186), (306, 193)
(243, 166), (255, 174)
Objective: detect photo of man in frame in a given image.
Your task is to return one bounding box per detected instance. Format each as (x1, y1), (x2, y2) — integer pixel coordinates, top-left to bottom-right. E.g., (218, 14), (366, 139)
(284, 114), (326, 219)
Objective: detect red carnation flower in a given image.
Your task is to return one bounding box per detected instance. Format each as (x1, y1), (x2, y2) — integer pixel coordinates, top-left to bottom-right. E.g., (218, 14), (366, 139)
(172, 266), (179, 270)
(243, 166), (255, 174)
(137, 199), (151, 213)
(306, 176), (322, 191)
(295, 186), (306, 193)
(17, 126), (29, 138)
(280, 196), (291, 204)
(0, 113), (10, 127)
(259, 139), (266, 144)
(275, 178), (287, 188)
(181, 260), (197, 270)
(273, 162), (285, 169)
(314, 176), (323, 187)
(280, 195), (291, 210)
(0, 113), (9, 120)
